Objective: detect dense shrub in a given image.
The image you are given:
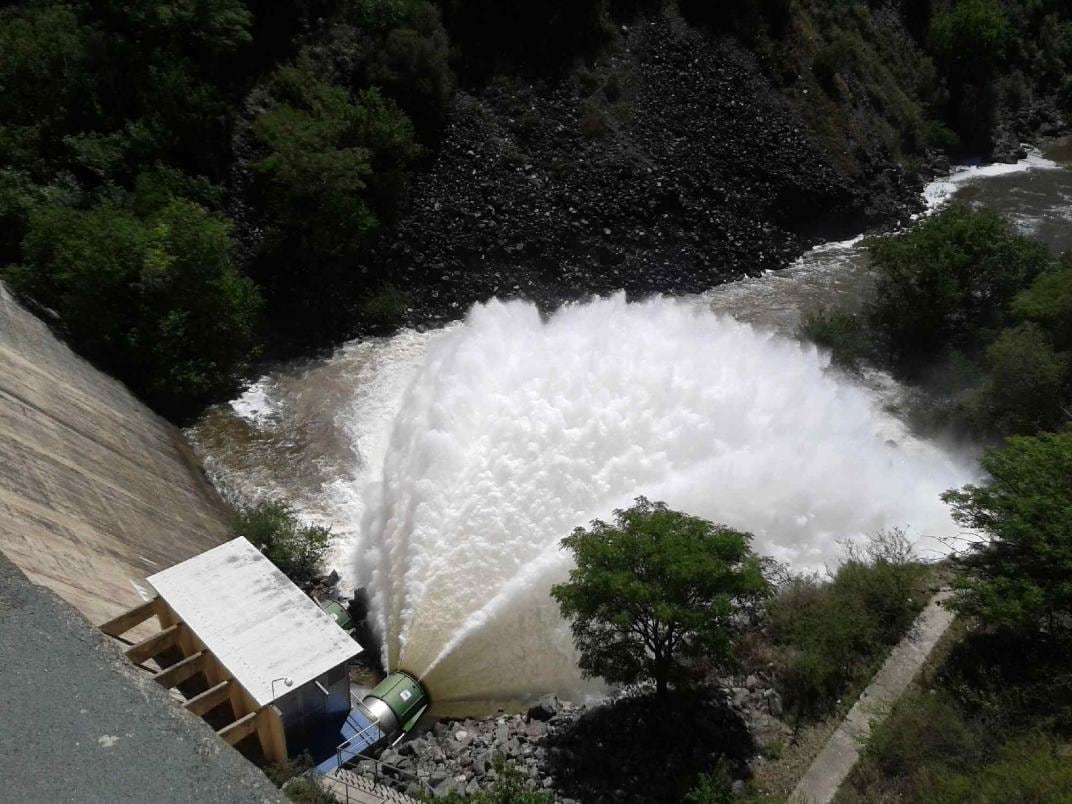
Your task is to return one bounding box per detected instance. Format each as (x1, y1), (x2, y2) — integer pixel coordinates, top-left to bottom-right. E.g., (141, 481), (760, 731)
(5, 196), (261, 415)
(232, 500), (331, 590)
(866, 205), (1056, 364)
(943, 427), (1072, 639)
(973, 323), (1069, 435)
(1012, 259), (1072, 350)
(799, 308), (871, 369)
(930, 0), (1011, 76)
(360, 283), (408, 331)
(252, 64), (421, 260)
(767, 531), (931, 722)
(842, 630), (1072, 802)
(683, 760), (736, 804)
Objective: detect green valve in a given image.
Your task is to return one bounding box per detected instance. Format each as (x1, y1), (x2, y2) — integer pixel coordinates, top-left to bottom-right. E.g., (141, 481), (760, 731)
(362, 671), (430, 737)
(319, 600), (354, 632)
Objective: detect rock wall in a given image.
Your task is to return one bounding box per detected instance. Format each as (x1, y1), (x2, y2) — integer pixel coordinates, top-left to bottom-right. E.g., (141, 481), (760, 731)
(0, 281), (232, 626)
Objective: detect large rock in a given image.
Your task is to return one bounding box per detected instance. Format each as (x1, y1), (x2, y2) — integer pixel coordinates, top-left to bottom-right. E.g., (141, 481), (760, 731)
(527, 695), (561, 722)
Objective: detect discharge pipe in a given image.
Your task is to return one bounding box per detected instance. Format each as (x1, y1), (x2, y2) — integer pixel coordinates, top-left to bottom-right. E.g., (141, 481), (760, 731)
(362, 671), (430, 741)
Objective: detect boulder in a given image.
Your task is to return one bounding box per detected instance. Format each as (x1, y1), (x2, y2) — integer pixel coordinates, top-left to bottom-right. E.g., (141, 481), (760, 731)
(527, 695), (561, 721)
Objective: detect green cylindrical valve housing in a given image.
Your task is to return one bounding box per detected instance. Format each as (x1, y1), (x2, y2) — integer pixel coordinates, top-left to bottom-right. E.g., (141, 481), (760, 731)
(362, 671), (429, 737)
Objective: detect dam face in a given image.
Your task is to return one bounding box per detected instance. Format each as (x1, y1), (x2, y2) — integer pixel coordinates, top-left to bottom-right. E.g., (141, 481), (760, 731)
(0, 282), (233, 625)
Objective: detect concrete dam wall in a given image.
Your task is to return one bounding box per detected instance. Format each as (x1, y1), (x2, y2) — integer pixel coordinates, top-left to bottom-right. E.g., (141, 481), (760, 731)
(0, 282), (232, 626)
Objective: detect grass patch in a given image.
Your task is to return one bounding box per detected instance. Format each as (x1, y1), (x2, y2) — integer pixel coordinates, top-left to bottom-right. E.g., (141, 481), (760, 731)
(838, 629), (1072, 803)
(763, 531), (934, 724)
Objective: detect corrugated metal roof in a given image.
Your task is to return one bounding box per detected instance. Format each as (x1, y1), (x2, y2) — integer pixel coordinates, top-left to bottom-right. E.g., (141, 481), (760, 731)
(147, 537), (361, 706)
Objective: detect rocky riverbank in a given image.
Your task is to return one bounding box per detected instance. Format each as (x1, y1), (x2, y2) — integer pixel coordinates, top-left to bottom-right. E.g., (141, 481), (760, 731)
(363, 14), (924, 332)
(353, 680), (791, 803)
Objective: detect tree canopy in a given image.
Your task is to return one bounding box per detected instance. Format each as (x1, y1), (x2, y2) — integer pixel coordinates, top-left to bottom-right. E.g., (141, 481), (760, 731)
(943, 426), (1072, 638)
(232, 500), (331, 590)
(551, 498), (769, 697)
(867, 205), (1056, 364)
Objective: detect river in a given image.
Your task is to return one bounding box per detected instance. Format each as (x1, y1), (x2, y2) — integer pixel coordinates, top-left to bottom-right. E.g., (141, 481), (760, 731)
(187, 140), (1071, 710)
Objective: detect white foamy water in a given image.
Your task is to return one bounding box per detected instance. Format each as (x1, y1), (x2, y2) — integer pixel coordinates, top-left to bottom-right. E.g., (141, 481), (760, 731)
(922, 147), (1058, 211)
(187, 143), (1070, 711)
(358, 294), (975, 707)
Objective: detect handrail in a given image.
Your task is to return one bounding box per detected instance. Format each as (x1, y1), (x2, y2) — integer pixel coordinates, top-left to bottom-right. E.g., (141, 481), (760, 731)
(348, 752), (435, 798)
(305, 758), (433, 803)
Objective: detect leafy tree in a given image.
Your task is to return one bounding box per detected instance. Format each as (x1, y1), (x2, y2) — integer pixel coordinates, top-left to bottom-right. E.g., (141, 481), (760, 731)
(930, 0), (1011, 76)
(6, 196), (261, 414)
(867, 206), (1055, 363)
(942, 427), (1072, 638)
(974, 323), (1069, 436)
(551, 498), (769, 698)
(1013, 259), (1072, 350)
(252, 63), (421, 260)
(0, 4), (90, 176)
(232, 501), (331, 590)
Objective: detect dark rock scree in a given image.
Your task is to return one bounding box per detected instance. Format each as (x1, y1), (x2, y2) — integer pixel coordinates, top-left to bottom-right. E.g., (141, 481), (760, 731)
(349, 684), (791, 803)
(370, 16), (922, 329)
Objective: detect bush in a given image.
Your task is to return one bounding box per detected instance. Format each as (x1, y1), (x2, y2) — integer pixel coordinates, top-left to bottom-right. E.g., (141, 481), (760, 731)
(232, 501), (331, 589)
(684, 760), (736, 804)
(767, 531), (931, 722)
(973, 323), (1069, 436)
(360, 283), (407, 331)
(866, 205), (1056, 365)
(930, 0), (1011, 76)
(358, 1), (455, 140)
(1012, 260), (1072, 350)
(843, 629), (1072, 802)
(799, 308), (871, 369)
(943, 427), (1072, 639)
(923, 119), (960, 151)
(6, 196), (261, 416)
(252, 65), (422, 260)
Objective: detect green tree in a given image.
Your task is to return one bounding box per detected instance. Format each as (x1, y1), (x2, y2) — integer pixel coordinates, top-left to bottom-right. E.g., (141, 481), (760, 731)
(942, 427), (1072, 638)
(867, 206), (1055, 363)
(930, 0), (1011, 76)
(551, 498), (769, 698)
(232, 501), (331, 590)
(1013, 259), (1072, 350)
(7, 197), (261, 414)
(975, 323), (1069, 436)
(252, 64), (421, 259)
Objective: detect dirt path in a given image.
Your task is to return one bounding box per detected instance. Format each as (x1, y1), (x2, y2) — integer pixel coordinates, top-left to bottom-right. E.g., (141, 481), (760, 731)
(789, 590), (957, 804)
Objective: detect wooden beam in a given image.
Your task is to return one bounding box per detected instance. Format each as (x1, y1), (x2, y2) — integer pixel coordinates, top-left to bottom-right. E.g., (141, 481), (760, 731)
(125, 622), (182, 665)
(260, 705), (288, 764)
(152, 650), (206, 689)
(185, 679), (233, 717)
(217, 708), (267, 746)
(99, 598), (160, 637)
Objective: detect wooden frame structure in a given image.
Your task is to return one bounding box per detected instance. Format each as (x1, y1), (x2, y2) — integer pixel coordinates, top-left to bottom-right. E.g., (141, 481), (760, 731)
(100, 596), (288, 763)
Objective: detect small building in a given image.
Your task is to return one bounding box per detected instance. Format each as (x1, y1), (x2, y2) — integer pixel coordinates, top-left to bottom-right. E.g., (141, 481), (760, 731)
(99, 537), (362, 763)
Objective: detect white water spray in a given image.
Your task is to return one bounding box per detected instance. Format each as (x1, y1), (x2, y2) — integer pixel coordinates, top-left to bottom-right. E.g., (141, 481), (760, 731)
(358, 294), (975, 709)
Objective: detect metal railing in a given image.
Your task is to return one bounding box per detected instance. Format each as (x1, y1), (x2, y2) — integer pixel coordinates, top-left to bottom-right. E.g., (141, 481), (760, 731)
(306, 754), (434, 804)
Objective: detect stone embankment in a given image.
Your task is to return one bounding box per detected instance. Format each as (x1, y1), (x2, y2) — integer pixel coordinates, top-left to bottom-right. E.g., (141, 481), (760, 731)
(351, 679), (791, 803)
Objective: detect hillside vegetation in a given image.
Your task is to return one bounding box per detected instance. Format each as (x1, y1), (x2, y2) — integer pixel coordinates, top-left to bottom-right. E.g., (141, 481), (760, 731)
(2, 0), (1071, 417)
